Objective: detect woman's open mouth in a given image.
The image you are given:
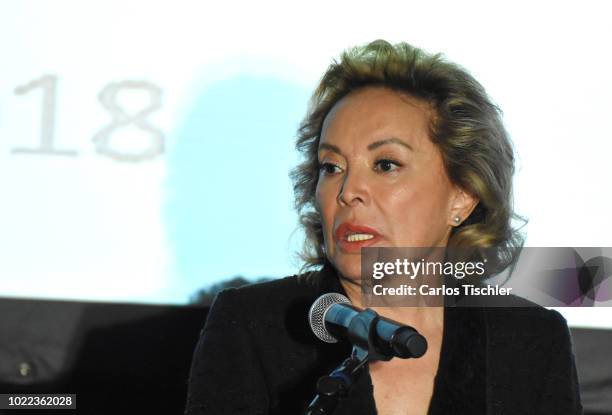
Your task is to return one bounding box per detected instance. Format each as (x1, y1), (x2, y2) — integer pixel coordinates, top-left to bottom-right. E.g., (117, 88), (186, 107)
(334, 223), (382, 253)
(346, 233), (375, 242)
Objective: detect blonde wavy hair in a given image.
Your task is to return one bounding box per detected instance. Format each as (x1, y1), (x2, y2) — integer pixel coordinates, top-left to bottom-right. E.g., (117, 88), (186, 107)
(290, 40), (525, 275)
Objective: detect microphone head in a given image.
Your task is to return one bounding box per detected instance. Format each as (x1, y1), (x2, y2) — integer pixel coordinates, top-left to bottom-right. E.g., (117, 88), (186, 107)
(308, 293), (351, 343)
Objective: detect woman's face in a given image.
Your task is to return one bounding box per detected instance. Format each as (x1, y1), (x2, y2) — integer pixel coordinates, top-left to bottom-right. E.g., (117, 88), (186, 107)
(315, 87), (477, 281)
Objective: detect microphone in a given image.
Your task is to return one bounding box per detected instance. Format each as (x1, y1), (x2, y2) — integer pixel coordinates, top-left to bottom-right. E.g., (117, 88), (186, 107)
(309, 293), (427, 359)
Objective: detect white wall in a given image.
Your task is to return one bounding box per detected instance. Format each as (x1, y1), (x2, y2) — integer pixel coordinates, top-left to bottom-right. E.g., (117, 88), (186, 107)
(0, 1), (610, 327)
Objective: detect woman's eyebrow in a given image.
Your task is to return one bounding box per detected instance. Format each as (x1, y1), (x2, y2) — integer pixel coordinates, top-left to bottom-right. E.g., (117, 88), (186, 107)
(318, 143), (343, 155)
(317, 137), (413, 155)
(367, 137), (413, 151)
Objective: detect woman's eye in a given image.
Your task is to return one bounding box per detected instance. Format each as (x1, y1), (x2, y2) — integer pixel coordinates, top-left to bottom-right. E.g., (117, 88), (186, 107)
(375, 159), (402, 172)
(319, 162), (342, 175)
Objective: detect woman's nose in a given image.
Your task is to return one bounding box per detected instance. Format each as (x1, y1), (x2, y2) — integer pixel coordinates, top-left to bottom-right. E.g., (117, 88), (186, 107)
(337, 169), (369, 206)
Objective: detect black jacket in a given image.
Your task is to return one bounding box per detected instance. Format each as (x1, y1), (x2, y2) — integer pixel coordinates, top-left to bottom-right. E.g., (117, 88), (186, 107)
(185, 262), (582, 414)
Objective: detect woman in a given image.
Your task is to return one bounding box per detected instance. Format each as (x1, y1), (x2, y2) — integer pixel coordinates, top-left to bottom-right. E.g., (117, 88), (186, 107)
(185, 40), (582, 414)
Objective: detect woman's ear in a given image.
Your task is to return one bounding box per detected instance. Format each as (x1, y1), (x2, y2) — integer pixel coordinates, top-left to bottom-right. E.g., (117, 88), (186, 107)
(448, 189), (479, 226)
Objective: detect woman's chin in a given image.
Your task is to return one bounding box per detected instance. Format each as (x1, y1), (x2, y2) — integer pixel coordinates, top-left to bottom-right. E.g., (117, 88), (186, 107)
(331, 257), (362, 282)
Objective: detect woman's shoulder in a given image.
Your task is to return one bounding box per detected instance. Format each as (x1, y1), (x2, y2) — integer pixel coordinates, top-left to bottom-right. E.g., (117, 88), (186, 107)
(480, 297), (573, 363)
(216, 270), (320, 300)
(207, 266), (336, 323)
(455, 286), (570, 333)
(479, 299), (581, 412)
(481, 294), (569, 330)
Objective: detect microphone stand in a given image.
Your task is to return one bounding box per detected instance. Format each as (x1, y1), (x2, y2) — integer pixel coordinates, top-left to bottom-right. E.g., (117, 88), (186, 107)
(303, 309), (396, 415)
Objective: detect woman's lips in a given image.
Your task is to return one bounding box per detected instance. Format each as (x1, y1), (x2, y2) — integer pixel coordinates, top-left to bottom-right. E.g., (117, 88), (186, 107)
(334, 223), (382, 254)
